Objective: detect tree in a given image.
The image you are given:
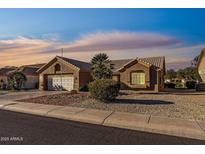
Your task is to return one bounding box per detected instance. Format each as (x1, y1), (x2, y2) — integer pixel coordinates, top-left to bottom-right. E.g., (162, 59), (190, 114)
(165, 69), (177, 79)
(91, 53), (112, 80)
(191, 55), (200, 67)
(177, 67), (199, 80)
(7, 72), (27, 90)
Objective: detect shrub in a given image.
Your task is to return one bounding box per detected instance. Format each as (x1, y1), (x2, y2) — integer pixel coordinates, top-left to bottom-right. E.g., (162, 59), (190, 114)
(79, 84), (89, 92)
(186, 81), (196, 89)
(175, 82), (184, 88)
(88, 79), (120, 101)
(7, 71), (27, 90)
(164, 82), (176, 88)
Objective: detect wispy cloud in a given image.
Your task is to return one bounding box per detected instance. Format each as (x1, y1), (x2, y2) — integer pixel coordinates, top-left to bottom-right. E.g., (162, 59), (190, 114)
(0, 31), (204, 70)
(60, 31), (181, 52)
(0, 36), (60, 67)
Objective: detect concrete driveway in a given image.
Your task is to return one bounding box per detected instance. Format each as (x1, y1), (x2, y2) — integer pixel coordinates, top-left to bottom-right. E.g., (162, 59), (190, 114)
(0, 90), (64, 101)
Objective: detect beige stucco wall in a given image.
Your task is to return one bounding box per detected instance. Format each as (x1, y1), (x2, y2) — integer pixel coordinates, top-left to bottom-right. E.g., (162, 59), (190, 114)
(115, 61), (161, 91)
(119, 62), (150, 89)
(23, 75), (39, 89)
(0, 76), (7, 83)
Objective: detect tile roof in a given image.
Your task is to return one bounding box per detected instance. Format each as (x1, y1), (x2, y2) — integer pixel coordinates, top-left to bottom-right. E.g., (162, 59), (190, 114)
(140, 56), (165, 70)
(57, 56), (91, 72)
(17, 63), (45, 75)
(20, 63), (45, 68)
(110, 56), (165, 72)
(36, 55), (165, 74)
(109, 59), (132, 72)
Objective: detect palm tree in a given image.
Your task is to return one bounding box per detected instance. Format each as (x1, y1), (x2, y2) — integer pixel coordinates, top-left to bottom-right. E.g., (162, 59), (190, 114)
(91, 53), (112, 80)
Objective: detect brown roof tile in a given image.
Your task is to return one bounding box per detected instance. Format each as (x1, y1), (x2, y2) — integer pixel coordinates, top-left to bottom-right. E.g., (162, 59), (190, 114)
(58, 56), (91, 72)
(110, 56), (165, 72)
(17, 63), (45, 75)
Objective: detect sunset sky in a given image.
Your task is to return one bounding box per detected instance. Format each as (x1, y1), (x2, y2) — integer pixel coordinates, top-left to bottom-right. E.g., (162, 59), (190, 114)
(0, 9), (205, 69)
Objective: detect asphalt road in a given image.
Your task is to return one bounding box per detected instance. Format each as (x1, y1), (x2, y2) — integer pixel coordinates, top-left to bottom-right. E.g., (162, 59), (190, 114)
(0, 110), (204, 145)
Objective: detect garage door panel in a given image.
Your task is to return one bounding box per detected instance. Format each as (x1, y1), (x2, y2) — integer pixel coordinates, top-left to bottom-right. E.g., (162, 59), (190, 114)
(47, 75), (74, 91)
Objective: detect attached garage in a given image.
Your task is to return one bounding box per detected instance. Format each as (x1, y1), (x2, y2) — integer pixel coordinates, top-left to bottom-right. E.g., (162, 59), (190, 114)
(37, 56), (91, 91)
(47, 75), (74, 91)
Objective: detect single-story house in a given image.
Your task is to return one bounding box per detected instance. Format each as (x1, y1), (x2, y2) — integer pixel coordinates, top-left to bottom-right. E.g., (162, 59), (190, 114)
(0, 67), (17, 89)
(197, 48), (205, 91)
(16, 63), (45, 89)
(37, 56), (165, 92)
(37, 56), (92, 91)
(110, 56), (165, 92)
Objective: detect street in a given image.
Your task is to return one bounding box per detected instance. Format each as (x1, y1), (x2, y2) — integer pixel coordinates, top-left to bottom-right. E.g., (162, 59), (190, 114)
(0, 109), (204, 145)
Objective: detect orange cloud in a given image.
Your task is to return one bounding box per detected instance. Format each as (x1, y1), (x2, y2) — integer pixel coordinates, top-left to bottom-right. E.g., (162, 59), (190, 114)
(0, 36), (60, 67)
(0, 31), (204, 70)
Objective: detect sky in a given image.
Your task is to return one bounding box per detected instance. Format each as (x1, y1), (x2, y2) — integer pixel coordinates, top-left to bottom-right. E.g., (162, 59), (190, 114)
(0, 9), (205, 70)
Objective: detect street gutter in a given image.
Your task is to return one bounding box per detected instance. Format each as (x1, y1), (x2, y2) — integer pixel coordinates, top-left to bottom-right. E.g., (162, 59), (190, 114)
(0, 100), (205, 141)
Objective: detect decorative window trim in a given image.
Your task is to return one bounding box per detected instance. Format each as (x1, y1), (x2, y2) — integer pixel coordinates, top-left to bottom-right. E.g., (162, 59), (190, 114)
(130, 71), (145, 85)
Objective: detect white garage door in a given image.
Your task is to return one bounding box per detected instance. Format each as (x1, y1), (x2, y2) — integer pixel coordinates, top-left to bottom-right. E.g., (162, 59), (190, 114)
(47, 75), (74, 91)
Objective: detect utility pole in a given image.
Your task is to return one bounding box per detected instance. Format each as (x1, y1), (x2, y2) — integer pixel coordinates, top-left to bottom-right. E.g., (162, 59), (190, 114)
(61, 48), (64, 57)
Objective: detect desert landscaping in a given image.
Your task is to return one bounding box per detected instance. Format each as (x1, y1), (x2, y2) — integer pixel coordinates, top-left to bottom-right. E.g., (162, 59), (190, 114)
(18, 89), (205, 121)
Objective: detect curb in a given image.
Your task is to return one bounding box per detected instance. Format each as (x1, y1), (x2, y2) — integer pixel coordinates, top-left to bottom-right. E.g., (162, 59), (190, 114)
(1, 101), (205, 141)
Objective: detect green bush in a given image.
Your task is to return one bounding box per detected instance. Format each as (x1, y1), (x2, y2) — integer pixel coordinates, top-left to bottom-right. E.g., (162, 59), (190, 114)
(88, 79), (120, 101)
(186, 81), (196, 89)
(7, 71), (27, 90)
(79, 84), (89, 92)
(175, 82), (184, 88)
(164, 83), (176, 88)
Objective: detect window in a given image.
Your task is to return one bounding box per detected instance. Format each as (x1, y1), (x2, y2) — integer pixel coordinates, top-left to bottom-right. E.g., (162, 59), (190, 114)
(55, 64), (61, 72)
(131, 71), (145, 85)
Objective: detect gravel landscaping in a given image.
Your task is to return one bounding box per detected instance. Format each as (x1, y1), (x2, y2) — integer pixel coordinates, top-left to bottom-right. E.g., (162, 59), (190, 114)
(19, 90), (205, 121)
(18, 92), (90, 106)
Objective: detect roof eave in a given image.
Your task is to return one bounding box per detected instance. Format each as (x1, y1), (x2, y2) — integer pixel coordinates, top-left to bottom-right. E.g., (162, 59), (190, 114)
(116, 58), (152, 72)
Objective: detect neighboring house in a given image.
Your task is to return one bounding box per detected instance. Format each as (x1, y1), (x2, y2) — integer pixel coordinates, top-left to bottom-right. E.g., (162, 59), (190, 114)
(110, 57), (165, 92)
(197, 48), (205, 82)
(16, 63), (45, 89)
(37, 56), (92, 91)
(37, 56), (165, 92)
(197, 48), (205, 91)
(0, 67), (16, 89)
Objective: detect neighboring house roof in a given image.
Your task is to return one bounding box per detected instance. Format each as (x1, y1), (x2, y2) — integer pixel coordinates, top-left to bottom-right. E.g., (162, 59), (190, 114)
(17, 63), (45, 75)
(110, 56), (165, 72)
(37, 56), (91, 73)
(20, 63), (46, 68)
(0, 67), (17, 76)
